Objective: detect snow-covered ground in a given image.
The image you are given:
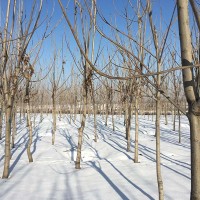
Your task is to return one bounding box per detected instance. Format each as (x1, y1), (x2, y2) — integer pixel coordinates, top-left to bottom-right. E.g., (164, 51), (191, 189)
(0, 114), (190, 200)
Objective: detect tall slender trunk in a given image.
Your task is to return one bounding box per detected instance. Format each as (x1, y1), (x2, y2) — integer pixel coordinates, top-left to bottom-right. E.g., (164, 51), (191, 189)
(26, 100), (33, 162)
(110, 88), (115, 132)
(148, 4), (164, 197)
(124, 103), (127, 127)
(75, 79), (87, 169)
(19, 99), (22, 123)
(52, 90), (56, 145)
(177, 1), (200, 198)
(59, 105), (61, 118)
(126, 100), (131, 152)
(102, 103), (105, 120)
(2, 98), (12, 178)
(134, 94), (139, 163)
(74, 96), (77, 121)
(164, 103), (168, 125)
(156, 84), (164, 200)
(105, 100), (108, 126)
(93, 104), (97, 142)
(70, 104), (73, 124)
(91, 88), (97, 142)
(11, 109), (16, 149)
(173, 107), (176, 131)
(23, 100), (26, 119)
(25, 80), (33, 162)
(40, 93), (44, 122)
(188, 113), (200, 199)
(111, 105), (115, 131)
(178, 110), (181, 143)
(0, 101), (3, 140)
(125, 99), (129, 141)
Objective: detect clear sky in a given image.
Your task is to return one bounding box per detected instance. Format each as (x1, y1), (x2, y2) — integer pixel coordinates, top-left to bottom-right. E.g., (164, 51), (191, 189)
(0, 0), (196, 80)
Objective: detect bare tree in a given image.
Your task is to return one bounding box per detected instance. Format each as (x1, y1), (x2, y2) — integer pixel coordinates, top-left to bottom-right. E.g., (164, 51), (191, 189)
(0, 0), (43, 178)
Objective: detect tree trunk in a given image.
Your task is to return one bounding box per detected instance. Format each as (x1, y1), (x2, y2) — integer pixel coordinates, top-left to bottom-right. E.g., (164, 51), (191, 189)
(75, 41), (89, 168)
(102, 103), (105, 120)
(111, 103), (115, 132)
(188, 113), (200, 199)
(11, 110), (16, 149)
(90, 84), (98, 142)
(164, 103), (168, 125)
(26, 101), (33, 162)
(40, 93), (44, 122)
(93, 105), (97, 142)
(173, 107), (176, 131)
(105, 101), (108, 126)
(25, 79), (33, 163)
(134, 95), (139, 163)
(22, 100), (26, 119)
(177, 0), (200, 198)
(19, 100), (22, 124)
(0, 101), (3, 140)
(52, 90), (56, 145)
(124, 105), (127, 127)
(74, 99), (77, 121)
(156, 90), (164, 200)
(69, 103), (72, 124)
(75, 83), (87, 169)
(126, 101), (131, 152)
(178, 110), (181, 143)
(2, 99), (12, 178)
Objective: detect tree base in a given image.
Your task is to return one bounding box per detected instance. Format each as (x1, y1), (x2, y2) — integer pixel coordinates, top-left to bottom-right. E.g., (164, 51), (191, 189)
(75, 161), (81, 169)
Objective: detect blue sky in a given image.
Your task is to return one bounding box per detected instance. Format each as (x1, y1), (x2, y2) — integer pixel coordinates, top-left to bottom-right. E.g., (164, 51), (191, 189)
(0, 0), (196, 80)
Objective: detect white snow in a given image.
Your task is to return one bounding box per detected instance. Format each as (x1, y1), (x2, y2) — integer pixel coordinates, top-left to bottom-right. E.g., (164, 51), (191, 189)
(0, 114), (190, 200)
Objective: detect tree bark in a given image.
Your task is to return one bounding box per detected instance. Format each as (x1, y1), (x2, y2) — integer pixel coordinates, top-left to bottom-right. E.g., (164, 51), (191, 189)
(164, 103), (168, 125)
(11, 109), (16, 149)
(2, 98), (12, 178)
(52, 90), (56, 145)
(156, 82), (164, 200)
(75, 78), (87, 169)
(0, 100), (3, 140)
(177, 0), (200, 199)
(26, 101), (33, 162)
(134, 94), (139, 163)
(40, 93), (44, 122)
(188, 113), (200, 199)
(25, 80), (33, 163)
(148, 2), (164, 198)
(178, 110), (181, 143)
(126, 100), (131, 152)
(111, 104), (115, 132)
(92, 90), (98, 142)
(105, 99), (108, 126)
(173, 108), (176, 131)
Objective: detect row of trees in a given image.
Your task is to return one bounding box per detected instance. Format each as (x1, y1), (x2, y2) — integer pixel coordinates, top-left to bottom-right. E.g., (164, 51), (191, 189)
(58, 0), (200, 199)
(0, 0), (200, 199)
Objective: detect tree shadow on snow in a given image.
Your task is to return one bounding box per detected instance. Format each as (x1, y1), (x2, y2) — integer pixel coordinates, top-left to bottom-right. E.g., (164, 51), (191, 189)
(87, 160), (154, 200)
(58, 128), (77, 162)
(138, 144), (190, 180)
(9, 123), (42, 174)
